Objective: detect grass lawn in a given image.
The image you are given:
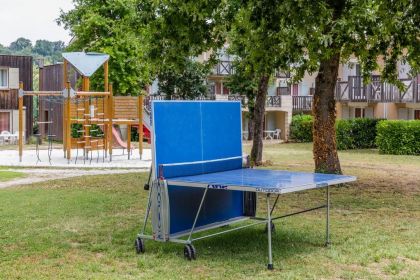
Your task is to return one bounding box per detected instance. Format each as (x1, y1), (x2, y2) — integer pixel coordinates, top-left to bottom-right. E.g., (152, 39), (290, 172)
(0, 168), (25, 182)
(0, 143), (419, 279)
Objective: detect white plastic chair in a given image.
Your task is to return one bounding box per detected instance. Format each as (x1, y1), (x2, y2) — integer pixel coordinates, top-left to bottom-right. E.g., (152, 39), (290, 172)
(12, 131), (20, 144)
(0, 131), (11, 144)
(273, 129), (281, 140)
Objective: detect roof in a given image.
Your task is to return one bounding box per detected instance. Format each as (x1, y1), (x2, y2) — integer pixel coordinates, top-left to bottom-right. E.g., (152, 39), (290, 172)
(62, 52), (109, 77)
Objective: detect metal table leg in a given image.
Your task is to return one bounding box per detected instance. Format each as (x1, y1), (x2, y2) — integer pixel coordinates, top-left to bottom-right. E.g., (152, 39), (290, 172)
(266, 193), (273, 270)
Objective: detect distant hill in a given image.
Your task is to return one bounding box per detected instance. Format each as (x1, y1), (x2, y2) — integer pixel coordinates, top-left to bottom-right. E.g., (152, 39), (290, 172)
(0, 37), (65, 66)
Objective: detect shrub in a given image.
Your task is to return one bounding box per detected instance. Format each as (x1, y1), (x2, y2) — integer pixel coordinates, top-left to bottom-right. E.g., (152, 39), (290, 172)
(290, 114), (313, 142)
(336, 118), (381, 150)
(335, 120), (354, 150)
(376, 120), (420, 155)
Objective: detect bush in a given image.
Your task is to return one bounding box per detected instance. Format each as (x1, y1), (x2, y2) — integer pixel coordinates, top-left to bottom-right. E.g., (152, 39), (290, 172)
(336, 118), (381, 150)
(335, 120), (353, 150)
(376, 120), (420, 155)
(290, 114), (313, 142)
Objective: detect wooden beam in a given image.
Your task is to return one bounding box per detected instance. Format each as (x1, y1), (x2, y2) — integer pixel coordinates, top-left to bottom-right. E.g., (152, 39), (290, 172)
(138, 95), (144, 159)
(104, 60), (109, 92)
(63, 59), (68, 88)
(108, 84), (113, 161)
(127, 124), (131, 160)
(66, 81), (72, 161)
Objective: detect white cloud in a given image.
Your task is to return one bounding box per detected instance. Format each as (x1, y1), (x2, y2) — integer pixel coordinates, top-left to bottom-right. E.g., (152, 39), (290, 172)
(0, 0), (74, 46)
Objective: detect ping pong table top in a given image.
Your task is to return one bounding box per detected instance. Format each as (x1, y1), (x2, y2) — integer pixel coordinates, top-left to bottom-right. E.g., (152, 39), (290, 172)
(166, 168), (356, 194)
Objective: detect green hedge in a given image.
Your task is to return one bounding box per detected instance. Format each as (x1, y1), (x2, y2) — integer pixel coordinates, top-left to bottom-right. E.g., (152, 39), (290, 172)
(376, 120), (420, 155)
(336, 118), (382, 150)
(290, 115), (382, 150)
(290, 114), (313, 142)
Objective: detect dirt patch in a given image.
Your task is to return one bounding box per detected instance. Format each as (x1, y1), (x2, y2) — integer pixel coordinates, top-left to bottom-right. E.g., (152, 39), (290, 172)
(0, 168), (145, 189)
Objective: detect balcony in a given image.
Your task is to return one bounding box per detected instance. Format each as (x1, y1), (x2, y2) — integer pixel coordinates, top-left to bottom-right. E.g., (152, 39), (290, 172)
(266, 96), (282, 107)
(292, 96), (313, 112)
(275, 70), (291, 78)
(212, 61), (234, 76)
(227, 95), (282, 108)
(144, 94), (216, 113)
(335, 75), (419, 103)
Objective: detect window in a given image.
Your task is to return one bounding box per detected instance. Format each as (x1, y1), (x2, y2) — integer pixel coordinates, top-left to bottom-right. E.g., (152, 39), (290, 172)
(0, 112), (10, 132)
(415, 110), (420, 120)
(354, 108), (365, 118)
(0, 68), (8, 88)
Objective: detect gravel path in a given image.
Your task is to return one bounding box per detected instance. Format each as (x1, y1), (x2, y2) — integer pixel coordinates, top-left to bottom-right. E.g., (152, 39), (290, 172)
(0, 168), (148, 189)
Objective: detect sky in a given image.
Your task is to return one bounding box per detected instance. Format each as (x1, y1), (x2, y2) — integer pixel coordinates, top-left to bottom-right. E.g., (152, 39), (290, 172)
(0, 0), (74, 46)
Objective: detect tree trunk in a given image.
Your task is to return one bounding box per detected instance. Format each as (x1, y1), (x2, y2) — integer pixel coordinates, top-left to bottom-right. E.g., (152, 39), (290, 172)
(247, 116), (254, 141)
(313, 53), (342, 174)
(250, 75), (269, 165)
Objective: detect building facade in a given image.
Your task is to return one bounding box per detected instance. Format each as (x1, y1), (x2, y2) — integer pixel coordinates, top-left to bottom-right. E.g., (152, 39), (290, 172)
(0, 55), (33, 140)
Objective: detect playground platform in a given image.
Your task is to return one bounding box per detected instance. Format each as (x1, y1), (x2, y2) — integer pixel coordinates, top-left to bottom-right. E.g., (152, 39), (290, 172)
(0, 148), (152, 169)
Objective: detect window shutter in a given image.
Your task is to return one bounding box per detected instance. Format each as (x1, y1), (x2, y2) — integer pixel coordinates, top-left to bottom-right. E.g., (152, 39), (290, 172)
(8, 68), (19, 89)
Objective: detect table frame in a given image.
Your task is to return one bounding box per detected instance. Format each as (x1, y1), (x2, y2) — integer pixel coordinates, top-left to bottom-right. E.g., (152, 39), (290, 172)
(137, 179), (332, 270)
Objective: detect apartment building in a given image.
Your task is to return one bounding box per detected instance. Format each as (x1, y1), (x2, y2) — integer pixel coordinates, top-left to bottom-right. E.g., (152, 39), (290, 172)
(0, 55), (33, 140)
(335, 60), (420, 120)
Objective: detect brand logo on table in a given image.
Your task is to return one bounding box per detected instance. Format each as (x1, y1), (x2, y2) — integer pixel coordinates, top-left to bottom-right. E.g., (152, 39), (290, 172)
(208, 184), (228, 189)
(256, 187), (281, 193)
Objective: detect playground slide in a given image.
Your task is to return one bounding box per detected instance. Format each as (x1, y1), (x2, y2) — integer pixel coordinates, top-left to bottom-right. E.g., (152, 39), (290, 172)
(111, 109), (152, 147)
(142, 109), (152, 130)
(112, 126), (129, 148)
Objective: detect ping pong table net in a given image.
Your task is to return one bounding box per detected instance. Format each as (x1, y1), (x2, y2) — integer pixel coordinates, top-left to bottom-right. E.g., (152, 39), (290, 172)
(158, 155), (250, 179)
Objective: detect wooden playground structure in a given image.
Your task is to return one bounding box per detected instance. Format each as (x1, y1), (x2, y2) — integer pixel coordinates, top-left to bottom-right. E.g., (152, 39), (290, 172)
(17, 52), (146, 164)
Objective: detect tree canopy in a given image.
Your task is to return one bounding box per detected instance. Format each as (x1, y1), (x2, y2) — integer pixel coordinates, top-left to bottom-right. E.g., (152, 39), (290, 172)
(157, 60), (210, 99)
(58, 0), (151, 95)
(141, 0), (419, 171)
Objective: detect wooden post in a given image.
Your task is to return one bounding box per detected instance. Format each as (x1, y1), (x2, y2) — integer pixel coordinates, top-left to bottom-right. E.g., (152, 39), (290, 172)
(138, 95), (144, 159)
(104, 60), (109, 92)
(63, 60), (68, 157)
(127, 124), (131, 160)
(108, 84), (113, 161)
(66, 81), (72, 161)
(82, 76), (90, 159)
(18, 82), (24, 162)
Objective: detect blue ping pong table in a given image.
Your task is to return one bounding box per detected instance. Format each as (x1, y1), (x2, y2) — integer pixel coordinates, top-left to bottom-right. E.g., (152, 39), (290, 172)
(135, 101), (356, 270)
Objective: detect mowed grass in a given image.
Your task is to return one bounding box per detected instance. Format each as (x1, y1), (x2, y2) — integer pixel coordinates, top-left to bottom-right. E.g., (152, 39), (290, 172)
(0, 168), (25, 182)
(0, 143), (419, 279)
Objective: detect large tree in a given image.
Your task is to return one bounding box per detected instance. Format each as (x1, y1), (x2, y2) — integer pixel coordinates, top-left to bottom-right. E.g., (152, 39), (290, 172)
(270, 0), (419, 173)
(157, 59), (210, 99)
(9, 37), (32, 52)
(143, 0), (419, 172)
(58, 0), (151, 95)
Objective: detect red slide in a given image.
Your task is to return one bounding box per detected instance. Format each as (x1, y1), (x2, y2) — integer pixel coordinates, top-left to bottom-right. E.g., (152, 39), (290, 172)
(112, 126), (128, 148)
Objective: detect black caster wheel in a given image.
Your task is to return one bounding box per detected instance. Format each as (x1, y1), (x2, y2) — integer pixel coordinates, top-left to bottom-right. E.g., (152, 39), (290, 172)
(135, 237), (145, 254)
(264, 222), (275, 233)
(183, 244), (196, 260)
(267, 263), (274, 270)
(144, 183), (150, 190)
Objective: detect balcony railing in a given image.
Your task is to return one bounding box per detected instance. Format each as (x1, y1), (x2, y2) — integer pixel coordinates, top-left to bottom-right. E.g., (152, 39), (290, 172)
(227, 95), (282, 108)
(144, 94), (215, 113)
(266, 96), (282, 107)
(276, 87), (290, 95)
(212, 61), (234, 76)
(293, 96), (313, 112)
(275, 70), (291, 78)
(335, 75), (419, 103)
